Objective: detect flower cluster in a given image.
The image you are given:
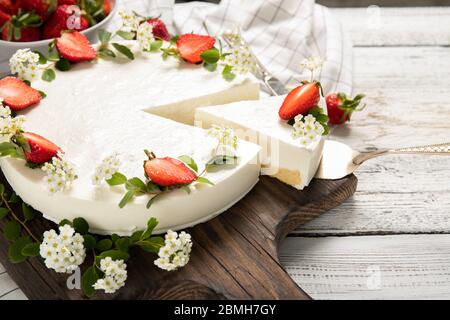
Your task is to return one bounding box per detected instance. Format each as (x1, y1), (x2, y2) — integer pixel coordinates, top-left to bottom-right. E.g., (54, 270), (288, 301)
(9, 49), (41, 82)
(292, 114), (325, 146)
(136, 21), (155, 51)
(154, 230), (192, 271)
(207, 125), (238, 156)
(118, 10), (144, 33)
(93, 257), (128, 294)
(41, 151), (77, 193)
(300, 56), (324, 73)
(0, 102), (26, 138)
(92, 153), (121, 185)
(39, 225), (86, 273)
(224, 46), (256, 75)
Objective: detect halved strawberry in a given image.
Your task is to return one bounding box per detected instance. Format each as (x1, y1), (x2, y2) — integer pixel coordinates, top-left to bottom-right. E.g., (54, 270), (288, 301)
(20, 132), (61, 164)
(278, 82), (321, 120)
(147, 17), (170, 41)
(0, 77), (42, 110)
(144, 153), (197, 187)
(176, 34), (215, 64)
(56, 31), (96, 62)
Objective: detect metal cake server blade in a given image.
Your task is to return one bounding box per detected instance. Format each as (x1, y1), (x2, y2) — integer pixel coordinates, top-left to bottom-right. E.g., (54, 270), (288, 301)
(315, 140), (450, 180)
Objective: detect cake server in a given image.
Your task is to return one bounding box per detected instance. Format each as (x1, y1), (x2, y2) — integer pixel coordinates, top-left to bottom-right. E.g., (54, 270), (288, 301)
(222, 28), (288, 96)
(315, 140), (450, 180)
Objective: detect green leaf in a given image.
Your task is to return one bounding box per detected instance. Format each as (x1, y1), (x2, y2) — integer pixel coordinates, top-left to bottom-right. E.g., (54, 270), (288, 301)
(42, 69), (56, 82)
(98, 28), (112, 45)
(140, 217), (158, 240)
(115, 238), (130, 252)
(97, 48), (116, 59)
(178, 155), (198, 173)
(146, 194), (159, 209)
(34, 51), (47, 64)
(0, 183), (4, 195)
(21, 242), (40, 257)
(39, 90), (47, 98)
(111, 233), (120, 243)
(200, 48), (221, 64)
(196, 176), (214, 186)
(97, 249), (130, 262)
(8, 236), (32, 263)
(116, 30), (135, 40)
(129, 230), (143, 244)
(9, 192), (20, 203)
(47, 43), (60, 61)
(181, 186), (191, 194)
(81, 266), (99, 298)
(106, 172), (127, 186)
(95, 239), (113, 251)
(149, 40), (163, 52)
(22, 203), (36, 221)
(170, 35), (180, 44)
(73, 217), (89, 234)
(119, 190), (136, 208)
(112, 43), (135, 60)
(203, 62), (217, 72)
(58, 219), (72, 227)
(83, 234), (96, 250)
(126, 177), (147, 192)
(138, 236), (164, 253)
(0, 207), (9, 219)
(3, 220), (21, 241)
(222, 64), (236, 81)
(146, 181), (161, 193)
(55, 58), (71, 71)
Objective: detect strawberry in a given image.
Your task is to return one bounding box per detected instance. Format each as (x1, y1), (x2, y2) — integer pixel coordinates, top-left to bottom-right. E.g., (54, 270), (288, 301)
(278, 82), (321, 120)
(55, 31), (96, 62)
(0, 0), (15, 14)
(0, 9), (10, 27)
(20, 0), (56, 20)
(58, 0), (77, 4)
(176, 33), (215, 64)
(144, 152), (197, 187)
(0, 77), (42, 110)
(147, 17), (170, 41)
(102, 0), (111, 15)
(19, 132), (61, 164)
(2, 25), (40, 41)
(42, 4), (89, 39)
(326, 93), (365, 125)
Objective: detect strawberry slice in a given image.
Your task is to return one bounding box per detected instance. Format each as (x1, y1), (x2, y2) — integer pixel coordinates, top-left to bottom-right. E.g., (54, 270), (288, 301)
(278, 82), (321, 120)
(56, 31), (96, 62)
(144, 154), (197, 187)
(20, 132), (61, 164)
(176, 34), (216, 64)
(0, 77), (42, 110)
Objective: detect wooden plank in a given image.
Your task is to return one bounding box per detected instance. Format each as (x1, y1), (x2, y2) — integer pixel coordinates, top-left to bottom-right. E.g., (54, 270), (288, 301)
(295, 46), (450, 235)
(279, 235), (450, 300)
(333, 7), (450, 46)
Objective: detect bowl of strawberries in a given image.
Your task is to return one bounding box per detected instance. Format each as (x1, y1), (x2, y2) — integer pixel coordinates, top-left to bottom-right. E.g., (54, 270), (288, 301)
(0, 0), (116, 67)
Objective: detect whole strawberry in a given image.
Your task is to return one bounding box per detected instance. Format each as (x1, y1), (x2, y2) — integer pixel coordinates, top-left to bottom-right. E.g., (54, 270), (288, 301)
(278, 81), (322, 120)
(147, 17), (170, 41)
(103, 0), (111, 15)
(1, 9), (42, 41)
(144, 151), (197, 187)
(2, 25), (41, 41)
(326, 93), (365, 124)
(0, 9), (10, 27)
(42, 4), (89, 39)
(0, 0), (18, 15)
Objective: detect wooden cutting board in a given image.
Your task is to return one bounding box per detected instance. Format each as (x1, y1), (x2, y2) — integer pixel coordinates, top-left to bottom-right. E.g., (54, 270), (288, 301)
(0, 172), (357, 300)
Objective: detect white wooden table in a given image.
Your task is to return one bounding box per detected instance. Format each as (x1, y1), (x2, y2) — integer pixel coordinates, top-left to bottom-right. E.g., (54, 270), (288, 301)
(1, 6), (450, 300)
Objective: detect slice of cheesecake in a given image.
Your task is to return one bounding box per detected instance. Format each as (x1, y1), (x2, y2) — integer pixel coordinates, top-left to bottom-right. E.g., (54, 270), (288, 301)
(195, 96), (325, 190)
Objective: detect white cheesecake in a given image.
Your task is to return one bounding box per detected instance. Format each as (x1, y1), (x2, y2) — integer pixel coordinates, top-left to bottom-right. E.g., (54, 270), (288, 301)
(195, 96), (325, 190)
(0, 41), (261, 235)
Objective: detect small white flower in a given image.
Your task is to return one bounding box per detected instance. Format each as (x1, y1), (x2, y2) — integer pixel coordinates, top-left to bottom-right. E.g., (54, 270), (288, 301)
(40, 225), (86, 273)
(155, 229), (192, 272)
(118, 10), (144, 33)
(41, 151), (77, 194)
(91, 152), (121, 185)
(292, 114), (324, 146)
(9, 49), (41, 82)
(223, 46), (256, 75)
(136, 22), (155, 51)
(93, 257), (127, 294)
(0, 102), (26, 138)
(207, 125), (238, 152)
(300, 56), (324, 73)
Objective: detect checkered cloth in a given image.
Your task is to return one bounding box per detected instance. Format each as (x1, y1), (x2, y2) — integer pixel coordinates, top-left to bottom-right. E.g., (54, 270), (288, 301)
(111, 0), (353, 94)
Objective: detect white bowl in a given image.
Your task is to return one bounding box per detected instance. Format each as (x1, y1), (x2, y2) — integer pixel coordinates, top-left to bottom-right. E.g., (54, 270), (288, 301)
(0, 0), (118, 73)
